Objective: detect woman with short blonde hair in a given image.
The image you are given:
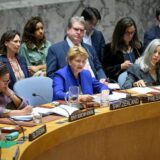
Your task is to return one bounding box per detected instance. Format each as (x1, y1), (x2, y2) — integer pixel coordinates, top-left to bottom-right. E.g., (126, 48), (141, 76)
(52, 46), (109, 102)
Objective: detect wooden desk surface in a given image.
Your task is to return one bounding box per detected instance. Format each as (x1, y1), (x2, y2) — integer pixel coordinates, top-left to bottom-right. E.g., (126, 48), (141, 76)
(1, 101), (160, 160)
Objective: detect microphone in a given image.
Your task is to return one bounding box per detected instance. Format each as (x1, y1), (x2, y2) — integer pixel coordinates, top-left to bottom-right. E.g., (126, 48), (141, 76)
(8, 118), (27, 143)
(32, 93), (51, 104)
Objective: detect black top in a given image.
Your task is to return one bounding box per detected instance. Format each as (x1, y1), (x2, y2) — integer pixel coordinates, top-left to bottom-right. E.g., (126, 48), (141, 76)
(102, 43), (143, 81)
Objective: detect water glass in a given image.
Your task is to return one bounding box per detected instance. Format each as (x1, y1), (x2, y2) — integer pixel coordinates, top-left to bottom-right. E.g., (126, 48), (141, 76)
(101, 90), (110, 107)
(32, 112), (42, 124)
(65, 86), (79, 107)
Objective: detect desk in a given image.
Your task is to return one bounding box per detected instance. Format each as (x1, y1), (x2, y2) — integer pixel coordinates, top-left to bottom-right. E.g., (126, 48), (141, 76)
(2, 101), (160, 160)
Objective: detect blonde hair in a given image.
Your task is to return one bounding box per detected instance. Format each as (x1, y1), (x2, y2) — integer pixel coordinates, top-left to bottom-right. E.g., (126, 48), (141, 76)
(67, 46), (88, 63)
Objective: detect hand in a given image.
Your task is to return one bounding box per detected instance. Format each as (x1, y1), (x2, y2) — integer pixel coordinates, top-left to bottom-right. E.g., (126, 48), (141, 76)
(121, 60), (132, 70)
(99, 78), (108, 86)
(133, 80), (146, 87)
(21, 105), (33, 115)
(2, 87), (14, 97)
(79, 95), (94, 103)
(28, 66), (40, 74)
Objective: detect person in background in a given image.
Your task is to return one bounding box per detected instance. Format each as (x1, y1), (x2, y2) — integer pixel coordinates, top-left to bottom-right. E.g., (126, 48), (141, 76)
(81, 7), (105, 62)
(102, 17), (143, 82)
(52, 46), (109, 102)
(143, 7), (160, 49)
(0, 62), (32, 118)
(47, 16), (107, 83)
(20, 16), (51, 76)
(0, 30), (29, 89)
(123, 39), (160, 89)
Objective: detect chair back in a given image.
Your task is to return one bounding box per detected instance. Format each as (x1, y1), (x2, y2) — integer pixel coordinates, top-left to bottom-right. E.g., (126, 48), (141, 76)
(118, 71), (127, 89)
(13, 77), (53, 106)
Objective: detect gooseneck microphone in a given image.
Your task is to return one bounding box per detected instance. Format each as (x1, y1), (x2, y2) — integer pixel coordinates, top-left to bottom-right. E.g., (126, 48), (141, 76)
(32, 93), (51, 104)
(8, 118), (27, 143)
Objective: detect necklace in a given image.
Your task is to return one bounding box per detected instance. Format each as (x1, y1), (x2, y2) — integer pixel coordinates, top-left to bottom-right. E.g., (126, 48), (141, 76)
(8, 58), (25, 80)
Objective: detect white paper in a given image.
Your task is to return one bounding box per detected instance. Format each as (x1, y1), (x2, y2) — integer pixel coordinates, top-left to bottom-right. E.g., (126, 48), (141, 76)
(10, 115), (33, 121)
(128, 87), (160, 94)
(33, 105), (78, 118)
(93, 92), (127, 103)
(50, 105), (78, 117)
(108, 92), (127, 101)
(108, 83), (120, 90)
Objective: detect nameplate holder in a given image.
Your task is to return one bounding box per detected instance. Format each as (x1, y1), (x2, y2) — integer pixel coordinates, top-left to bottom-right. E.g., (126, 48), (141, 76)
(110, 97), (140, 110)
(141, 94), (160, 103)
(69, 108), (95, 122)
(12, 146), (20, 160)
(28, 124), (47, 141)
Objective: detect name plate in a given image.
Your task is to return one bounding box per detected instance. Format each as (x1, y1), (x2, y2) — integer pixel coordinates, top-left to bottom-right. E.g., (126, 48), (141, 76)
(110, 97), (140, 110)
(141, 94), (160, 103)
(28, 125), (47, 141)
(69, 108), (95, 122)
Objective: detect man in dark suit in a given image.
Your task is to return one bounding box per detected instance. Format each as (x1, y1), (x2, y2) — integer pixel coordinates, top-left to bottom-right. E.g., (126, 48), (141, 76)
(46, 16), (106, 81)
(81, 7), (105, 62)
(143, 7), (160, 49)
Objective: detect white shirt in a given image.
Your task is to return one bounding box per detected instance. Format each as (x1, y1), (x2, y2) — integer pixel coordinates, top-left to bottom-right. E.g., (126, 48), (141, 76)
(83, 30), (94, 46)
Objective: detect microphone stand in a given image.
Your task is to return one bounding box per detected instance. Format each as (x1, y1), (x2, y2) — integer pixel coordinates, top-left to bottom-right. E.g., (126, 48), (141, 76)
(8, 118), (28, 143)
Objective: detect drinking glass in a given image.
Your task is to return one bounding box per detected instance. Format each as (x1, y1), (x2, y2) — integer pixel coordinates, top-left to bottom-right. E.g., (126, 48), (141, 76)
(65, 86), (79, 107)
(32, 112), (42, 124)
(101, 90), (110, 107)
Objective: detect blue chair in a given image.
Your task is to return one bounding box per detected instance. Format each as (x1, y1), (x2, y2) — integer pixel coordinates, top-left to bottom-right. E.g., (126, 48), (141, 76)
(13, 77), (53, 106)
(118, 71), (128, 89)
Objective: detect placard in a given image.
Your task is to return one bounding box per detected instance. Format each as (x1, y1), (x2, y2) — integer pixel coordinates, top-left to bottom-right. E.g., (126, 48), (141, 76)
(69, 108), (95, 122)
(110, 97), (140, 110)
(141, 94), (160, 103)
(28, 125), (46, 141)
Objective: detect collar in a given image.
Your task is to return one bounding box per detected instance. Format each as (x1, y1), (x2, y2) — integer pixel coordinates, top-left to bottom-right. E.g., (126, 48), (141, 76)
(31, 42), (46, 50)
(66, 37), (82, 48)
(85, 29), (94, 38)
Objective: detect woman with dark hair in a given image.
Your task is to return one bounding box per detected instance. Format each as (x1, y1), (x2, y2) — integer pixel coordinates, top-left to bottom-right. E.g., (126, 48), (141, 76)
(102, 17), (143, 81)
(0, 62), (32, 117)
(0, 30), (29, 89)
(20, 16), (51, 76)
(123, 39), (160, 89)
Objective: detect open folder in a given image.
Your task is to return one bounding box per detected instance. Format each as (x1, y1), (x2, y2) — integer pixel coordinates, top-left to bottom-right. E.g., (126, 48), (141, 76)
(10, 105), (79, 121)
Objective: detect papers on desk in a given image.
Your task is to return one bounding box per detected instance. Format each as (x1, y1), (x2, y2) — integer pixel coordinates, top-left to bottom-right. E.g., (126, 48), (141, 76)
(108, 92), (127, 101)
(108, 83), (120, 90)
(10, 105), (79, 121)
(11, 115), (33, 121)
(93, 92), (127, 103)
(33, 105), (79, 117)
(128, 87), (160, 94)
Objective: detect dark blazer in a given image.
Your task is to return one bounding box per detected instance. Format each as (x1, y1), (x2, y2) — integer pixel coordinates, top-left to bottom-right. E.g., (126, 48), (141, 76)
(52, 65), (108, 100)
(91, 29), (105, 62)
(46, 40), (106, 80)
(0, 54), (29, 89)
(102, 43), (143, 82)
(144, 25), (160, 49)
(122, 64), (160, 89)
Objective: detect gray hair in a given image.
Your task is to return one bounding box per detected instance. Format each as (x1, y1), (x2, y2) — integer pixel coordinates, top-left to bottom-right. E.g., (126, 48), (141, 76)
(67, 16), (85, 29)
(135, 39), (160, 72)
